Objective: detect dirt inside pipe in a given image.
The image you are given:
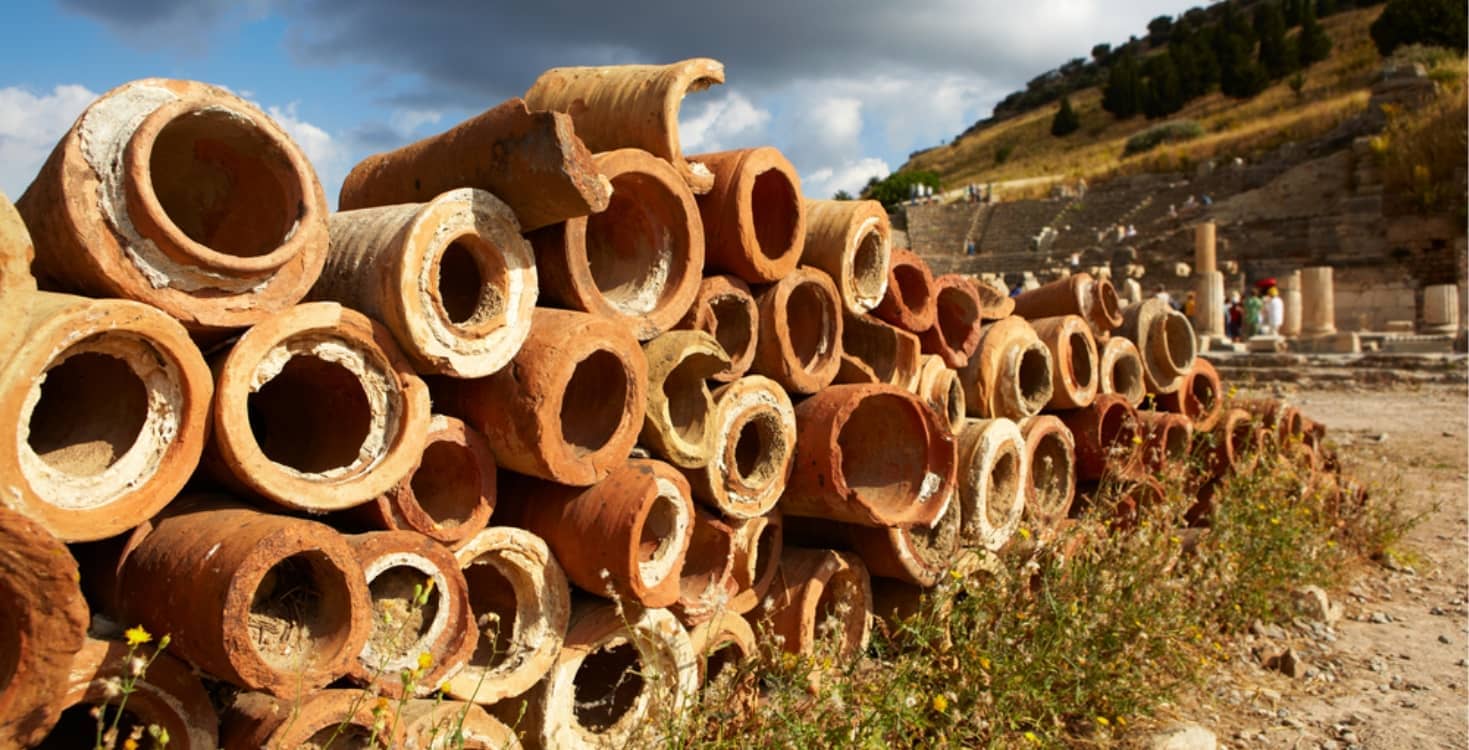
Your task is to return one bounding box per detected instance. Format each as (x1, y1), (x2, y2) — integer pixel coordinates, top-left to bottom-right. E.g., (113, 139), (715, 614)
(733, 414), (780, 486)
(149, 108), (300, 258)
(1164, 425), (1191, 462)
(840, 395), (925, 515)
(664, 354), (719, 444)
(1031, 431), (1073, 515)
(300, 723), (376, 750)
(935, 287), (978, 348)
(560, 350), (628, 457)
(248, 356), (372, 475)
(1190, 374), (1218, 417)
(409, 441), (481, 528)
(366, 565), (441, 661)
(462, 560), (519, 670)
(1161, 315), (1194, 374)
(1017, 346), (1052, 413)
(986, 449), (1021, 529)
(34, 703), (152, 750)
(679, 521), (730, 602)
(851, 230), (886, 300)
(751, 168), (799, 261)
(247, 552), (349, 673)
(585, 173), (686, 315)
(892, 264), (931, 313)
(786, 281), (834, 369)
(708, 295), (753, 363)
(27, 351), (147, 476)
(435, 235), (508, 332)
(637, 494), (681, 583)
(1110, 355), (1144, 401)
(573, 641), (645, 733)
(704, 639), (743, 686)
(1067, 331), (1094, 390)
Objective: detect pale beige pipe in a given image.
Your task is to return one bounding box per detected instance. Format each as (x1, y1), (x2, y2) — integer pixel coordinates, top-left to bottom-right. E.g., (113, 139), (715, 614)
(641, 330), (731, 469)
(801, 199), (892, 314)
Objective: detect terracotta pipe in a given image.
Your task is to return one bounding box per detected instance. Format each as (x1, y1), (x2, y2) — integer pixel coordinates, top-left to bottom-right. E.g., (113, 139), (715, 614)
(675, 274), (760, 381)
(1058, 394), (1142, 481)
(448, 527), (570, 706)
(1138, 411), (1194, 474)
(783, 384), (957, 527)
(17, 78), (329, 337)
(528, 148), (704, 341)
(759, 547), (872, 658)
(525, 58), (726, 195)
(221, 689), (404, 750)
(673, 509), (741, 626)
(1012, 272), (1123, 334)
(920, 275), (986, 368)
(207, 301), (431, 512)
(683, 375), (796, 519)
(349, 414), (496, 550)
(500, 460), (694, 608)
(691, 147), (805, 282)
(1198, 408), (1257, 479)
(837, 313), (922, 387)
(1029, 315), (1099, 410)
(0, 191), (36, 313)
(346, 531), (477, 698)
(432, 308), (647, 486)
(339, 97), (611, 231)
(116, 496), (371, 697)
(1277, 404), (1306, 443)
(1156, 357), (1223, 432)
(973, 277), (1018, 320)
(800, 199), (892, 314)
(727, 511), (784, 615)
(642, 330), (731, 468)
(38, 638), (217, 750)
(842, 488), (961, 587)
(908, 354), (967, 436)
(509, 599), (698, 750)
(1098, 335), (1147, 408)
(0, 292), (211, 542)
(872, 248), (938, 332)
(688, 612), (758, 687)
(749, 267), (843, 394)
(954, 418), (1028, 551)
(316, 188), (538, 377)
(1118, 298), (1197, 395)
(959, 316), (1055, 420)
(400, 700), (519, 750)
(1017, 415), (1077, 536)
(1235, 398), (1283, 432)
(0, 507), (89, 748)
(1108, 475), (1166, 530)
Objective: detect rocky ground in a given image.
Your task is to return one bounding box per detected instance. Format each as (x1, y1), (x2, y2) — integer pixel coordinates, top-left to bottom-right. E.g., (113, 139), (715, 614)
(1153, 382), (1469, 749)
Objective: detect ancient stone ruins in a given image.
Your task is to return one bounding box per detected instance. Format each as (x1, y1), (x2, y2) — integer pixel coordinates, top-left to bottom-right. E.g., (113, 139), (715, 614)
(0, 61), (1363, 749)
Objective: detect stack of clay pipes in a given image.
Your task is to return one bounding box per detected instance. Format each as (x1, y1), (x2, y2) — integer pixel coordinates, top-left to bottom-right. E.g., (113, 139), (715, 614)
(0, 62), (1354, 750)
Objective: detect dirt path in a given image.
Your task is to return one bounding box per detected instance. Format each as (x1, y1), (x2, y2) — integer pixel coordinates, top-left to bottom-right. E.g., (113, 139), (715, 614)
(1168, 383), (1468, 749)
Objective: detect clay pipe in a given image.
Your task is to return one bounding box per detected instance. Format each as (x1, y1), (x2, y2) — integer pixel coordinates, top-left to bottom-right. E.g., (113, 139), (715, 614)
(221, 689), (404, 750)
(316, 187), (538, 377)
(1058, 393), (1142, 482)
(1017, 415), (1077, 534)
(802, 199), (893, 314)
(399, 700), (520, 749)
(432, 308), (647, 486)
(675, 274), (761, 381)
(758, 548), (872, 658)
(817, 488), (962, 587)
(528, 148), (705, 341)
(1118, 298), (1198, 395)
(958, 316), (1055, 420)
(1156, 357), (1224, 432)
(908, 354), (967, 436)
(920, 275), (985, 368)
(1029, 314), (1099, 410)
(682, 375), (796, 519)
(1098, 335), (1147, 408)
(18, 78), (329, 337)
(726, 510), (784, 615)
(206, 301), (431, 512)
(954, 418), (1029, 551)
(872, 248), (938, 332)
(339, 97), (611, 231)
(749, 266), (844, 394)
(525, 57), (726, 194)
(1012, 272), (1123, 335)
(691, 146), (806, 283)
(1137, 410), (1194, 474)
(0, 191), (36, 325)
(782, 383), (957, 528)
(688, 612), (759, 688)
(837, 313), (922, 387)
(1197, 408), (1258, 480)
(672, 509), (742, 627)
(641, 330), (731, 469)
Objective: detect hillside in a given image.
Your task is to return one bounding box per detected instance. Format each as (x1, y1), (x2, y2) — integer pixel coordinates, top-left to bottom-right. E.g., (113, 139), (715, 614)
(900, 5), (1387, 194)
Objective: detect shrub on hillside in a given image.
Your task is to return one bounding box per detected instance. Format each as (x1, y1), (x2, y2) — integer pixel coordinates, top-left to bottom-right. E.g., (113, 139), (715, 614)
(860, 170), (941, 209)
(1123, 120), (1205, 156)
(1371, 0), (1468, 56)
(1051, 97), (1081, 136)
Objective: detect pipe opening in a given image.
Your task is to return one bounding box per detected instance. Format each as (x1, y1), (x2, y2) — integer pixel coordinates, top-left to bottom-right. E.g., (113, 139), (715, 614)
(149, 108), (301, 259)
(1190, 374), (1217, 417)
(679, 520), (730, 601)
(637, 494), (682, 587)
(35, 703), (152, 750)
(839, 394), (925, 515)
(892, 264), (931, 314)
(851, 230), (887, 301)
(248, 356), (372, 475)
(943, 376), (965, 428)
(1164, 425), (1190, 462)
(664, 355), (717, 444)
(434, 235), (508, 332)
(733, 413), (781, 486)
(786, 281), (835, 369)
(1230, 419), (1253, 457)
(463, 559), (519, 670)
(303, 724), (375, 749)
(704, 640), (742, 686)
(812, 569), (864, 653)
(986, 449), (1020, 528)
(585, 173), (687, 315)
(751, 523), (778, 587)
(410, 441), (482, 528)
(248, 552), (352, 672)
(1017, 345), (1053, 413)
(0, 608), (15, 696)
(1095, 281), (1121, 325)
(1067, 332), (1095, 390)
(573, 641), (644, 733)
(708, 295), (753, 364)
(1109, 354), (1144, 402)
(1159, 315), (1194, 374)
(560, 351), (628, 457)
(366, 565), (442, 660)
(936, 287), (978, 348)
(27, 352), (148, 476)
(751, 168), (799, 261)
(1031, 432), (1073, 515)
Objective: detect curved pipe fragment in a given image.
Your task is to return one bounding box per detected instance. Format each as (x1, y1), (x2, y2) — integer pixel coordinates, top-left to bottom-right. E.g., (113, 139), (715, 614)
(726, 511), (784, 615)
(920, 275), (985, 368)
(872, 248), (938, 332)
(1098, 335), (1147, 408)
(675, 274), (760, 381)
(691, 146), (805, 282)
(908, 353), (967, 436)
(1156, 357), (1223, 432)
(837, 313), (922, 387)
(222, 689), (404, 750)
(1058, 394), (1142, 481)
(759, 548), (872, 658)
(641, 330), (730, 468)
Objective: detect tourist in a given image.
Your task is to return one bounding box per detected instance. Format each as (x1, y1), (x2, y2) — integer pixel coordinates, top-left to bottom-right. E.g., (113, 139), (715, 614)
(1183, 291), (1197, 318)
(1243, 288), (1263, 338)
(1154, 285), (1171, 307)
(1227, 292), (1243, 340)
(966, 239), (976, 256)
(1265, 286), (1284, 335)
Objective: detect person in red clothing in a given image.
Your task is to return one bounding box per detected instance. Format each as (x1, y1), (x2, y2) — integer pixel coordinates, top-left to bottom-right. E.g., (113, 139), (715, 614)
(1226, 292), (1243, 341)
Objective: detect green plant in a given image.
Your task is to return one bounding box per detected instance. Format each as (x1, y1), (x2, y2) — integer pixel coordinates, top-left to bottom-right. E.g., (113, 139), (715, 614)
(1371, 0), (1468, 56)
(1123, 120), (1205, 156)
(1051, 97), (1081, 136)
(90, 627), (173, 750)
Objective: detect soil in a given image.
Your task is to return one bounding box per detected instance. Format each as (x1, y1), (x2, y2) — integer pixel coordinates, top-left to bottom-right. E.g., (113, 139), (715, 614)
(367, 566), (437, 660)
(1158, 382), (1469, 748)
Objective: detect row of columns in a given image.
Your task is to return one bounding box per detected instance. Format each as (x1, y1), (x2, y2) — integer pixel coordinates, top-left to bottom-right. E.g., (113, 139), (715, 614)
(1192, 221), (1334, 338)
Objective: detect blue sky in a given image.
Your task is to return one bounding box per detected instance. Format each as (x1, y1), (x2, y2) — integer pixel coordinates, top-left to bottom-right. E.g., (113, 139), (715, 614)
(1, 0), (1186, 206)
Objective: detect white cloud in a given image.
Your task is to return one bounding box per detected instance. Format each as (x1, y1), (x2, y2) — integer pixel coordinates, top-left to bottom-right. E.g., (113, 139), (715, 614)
(266, 103), (350, 204)
(802, 156), (891, 200)
(0, 84), (98, 198)
(388, 108), (443, 136)
(679, 91), (772, 154)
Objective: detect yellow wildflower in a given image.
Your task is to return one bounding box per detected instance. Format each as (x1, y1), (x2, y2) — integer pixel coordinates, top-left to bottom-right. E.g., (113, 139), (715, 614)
(1096, 716), (1110, 727)
(417, 652), (434, 670)
(123, 740), (139, 750)
(1024, 731), (1041, 744)
(931, 694), (949, 712)
(124, 626), (152, 647)
(1018, 527), (1032, 540)
(979, 656), (992, 670)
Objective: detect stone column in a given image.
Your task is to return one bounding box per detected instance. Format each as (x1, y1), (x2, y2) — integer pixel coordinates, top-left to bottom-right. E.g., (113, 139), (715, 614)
(1194, 271), (1226, 338)
(1421, 283), (1460, 334)
(1279, 270), (1302, 337)
(1194, 222), (1217, 273)
(1299, 266), (1337, 336)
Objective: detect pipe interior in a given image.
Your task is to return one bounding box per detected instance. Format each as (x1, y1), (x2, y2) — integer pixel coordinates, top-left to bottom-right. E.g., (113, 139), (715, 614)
(1067, 331), (1095, 390)
(751, 168), (800, 261)
(410, 440), (482, 528)
(560, 350), (628, 457)
(1109, 353), (1144, 401)
(1095, 280), (1122, 325)
(704, 638), (744, 686)
(935, 286), (979, 349)
(637, 494), (682, 586)
(908, 500), (960, 565)
(34, 703), (152, 750)
(248, 552), (352, 673)
(1160, 314), (1195, 374)
(844, 319), (898, 379)
(1164, 424), (1191, 461)
(786, 280), (835, 370)
(708, 294), (753, 364)
(812, 569), (865, 654)
(0, 607), (14, 697)
(751, 521), (780, 589)
(1017, 345), (1053, 413)
(851, 230), (887, 300)
(985, 448), (1021, 529)
(943, 375), (966, 428)
(1030, 431), (1074, 515)
(434, 235), (508, 332)
(892, 263), (931, 315)
(839, 394), (926, 516)
(303, 723), (376, 749)
(27, 351), (148, 476)
(1099, 405), (1137, 466)
(366, 564), (442, 660)
(573, 641), (645, 733)
(585, 172), (687, 315)
(1190, 373), (1218, 417)
(664, 354), (719, 445)
(463, 558), (520, 671)
(679, 518), (730, 602)
(248, 355), (372, 475)
(733, 412), (782, 487)
(149, 107), (301, 258)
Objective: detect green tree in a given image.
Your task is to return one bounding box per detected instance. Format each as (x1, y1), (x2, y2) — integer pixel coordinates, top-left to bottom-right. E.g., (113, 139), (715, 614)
(1142, 54), (1185, 118)
(1102, 54), (1144, 118)
(1091, 43), (1112, 63)
(1256, 2), (1296, 78)
(1220, 31), (1269, 97)
(1147, 15), (1174, 46)
(1051, 96), (1081, 136)
(1298, 2), (1333, 65)
(1370, 0), (1468, 55)
(832, 189), (854, 201)
(860, 171), (940, 209)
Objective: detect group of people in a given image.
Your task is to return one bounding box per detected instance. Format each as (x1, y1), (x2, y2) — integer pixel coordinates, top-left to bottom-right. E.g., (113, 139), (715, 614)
(1226, 285), (1284, 340)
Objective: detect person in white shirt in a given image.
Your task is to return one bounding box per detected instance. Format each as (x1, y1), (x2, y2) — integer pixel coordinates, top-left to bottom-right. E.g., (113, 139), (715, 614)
(1264, 286), (1284, 334)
